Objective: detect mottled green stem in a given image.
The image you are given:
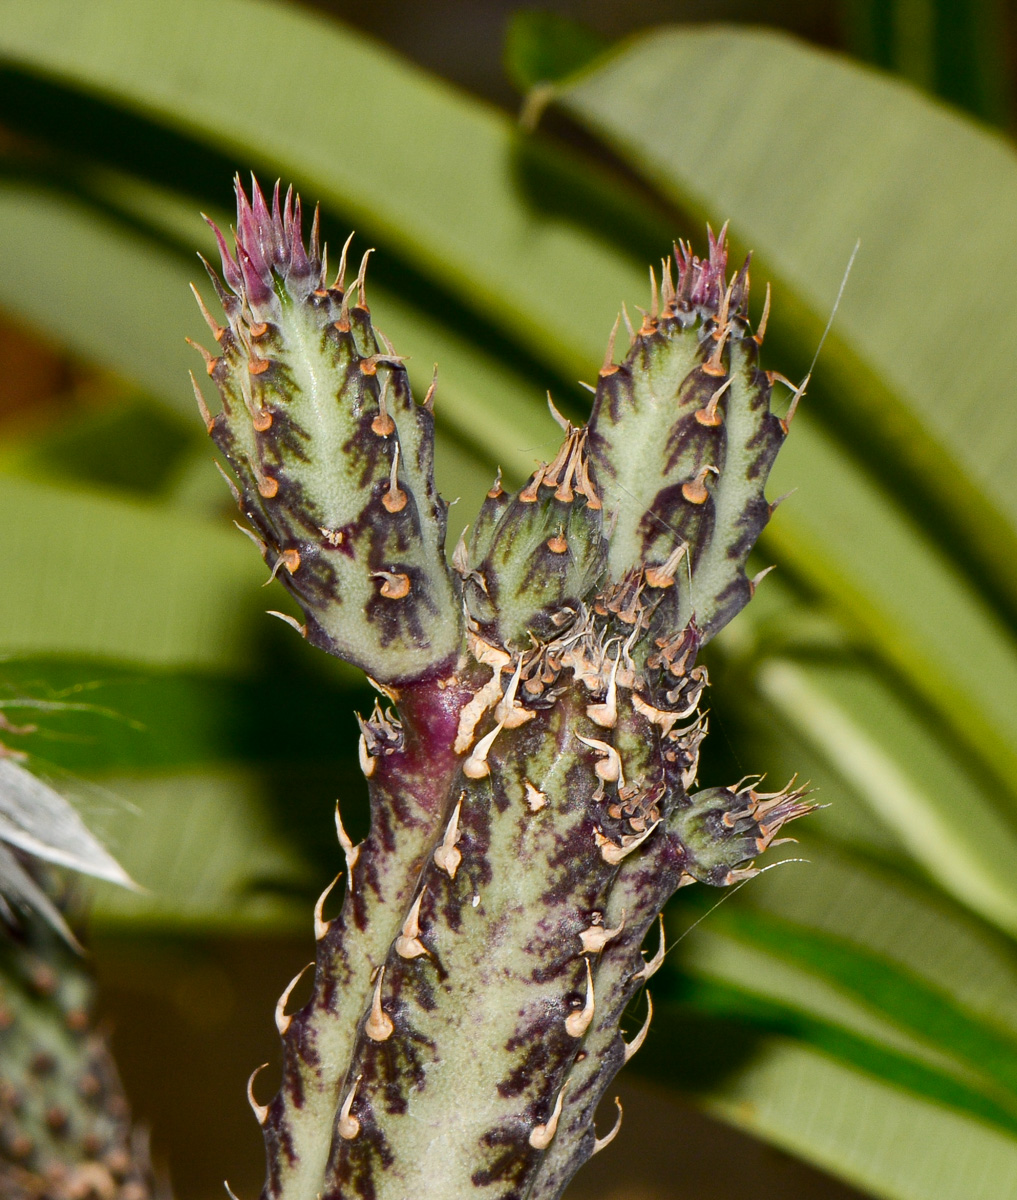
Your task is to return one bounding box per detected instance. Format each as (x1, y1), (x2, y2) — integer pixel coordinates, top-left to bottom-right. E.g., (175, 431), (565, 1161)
(191, 182), (808, 1200)
(261, 676), (471, 1200)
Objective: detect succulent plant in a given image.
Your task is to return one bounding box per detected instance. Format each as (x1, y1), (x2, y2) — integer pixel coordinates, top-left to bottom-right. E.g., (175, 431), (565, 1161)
(0, 903), (160, 1200)
(0, 758), (157, 1200)
(191, 176), (811, 1200)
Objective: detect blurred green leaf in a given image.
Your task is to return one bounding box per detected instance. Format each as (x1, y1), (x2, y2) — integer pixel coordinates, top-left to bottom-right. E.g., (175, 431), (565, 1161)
(652, 847), (1017, 1198)
(88, 769), (310, 930)
(671, 976), (1017, 1136)
(653, 1015), (1017, 1200)
(718, 841), (1017, 1043)
(753, 651), (1017, 936)
(694, 914), (1017, 1110)
(707, 558), (1017, 940)
(504, 10), (608, 93)
(0, 657), (367, 775)
(763, 418), (1017, 800)
(842, 0), (1011, 126)
(2, 396), (199, 498)
(0, 175), (211, 418)
(0, 474), (262, 669)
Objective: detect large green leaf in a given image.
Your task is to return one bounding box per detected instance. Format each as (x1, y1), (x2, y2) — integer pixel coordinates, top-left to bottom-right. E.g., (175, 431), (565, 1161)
(713, 566), (1017, 939)
(722, 850), (1017, 1047)
(0, 174), (212, 410)
(754, 652), (1017, 936)
(554, 25), (1017, 610)
(675, 953), (1017, 1134)
(0, 657), (367, 774)
(655, 1021), (1017, 1200)
(708, 681), (1017, 944)
(763, 418), (1017, 795)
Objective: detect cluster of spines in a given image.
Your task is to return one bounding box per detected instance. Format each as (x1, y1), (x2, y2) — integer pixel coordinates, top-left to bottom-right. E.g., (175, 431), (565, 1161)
(456, 416), (606, 650)
(204, 178), (326, 308)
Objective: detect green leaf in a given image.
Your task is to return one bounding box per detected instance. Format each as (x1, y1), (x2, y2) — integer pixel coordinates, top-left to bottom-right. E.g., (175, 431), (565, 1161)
(0, 657), (367, 775)
(843, 0), (1012, 126)
(647, 847), (1017, 1198)
(1, 395), (201, 500)
(763, 417), (1017, 799)
(718, 844), (1017, 1047)
(753, 651), (1017, 937)
(670, 974), (1017, 1137)
(654, 1019), (1017, 1200)
(87, 768), (310, 930)
(0, 474), (262, 669)
(0, 173), (212, 417)
(711, 565), (1017, 939)
(503, 10), (608, 93)
(0, 656), (374, 928)
(554, 25), (1017, 612)
(696, 914), (1017, 1109)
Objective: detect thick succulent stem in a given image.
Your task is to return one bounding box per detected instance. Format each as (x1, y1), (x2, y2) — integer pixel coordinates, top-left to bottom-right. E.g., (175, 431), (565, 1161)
(191, 181), (809, 1200)
(194, 178), (460, 683)
(262, 675), (471, 1200)
(589, 235), (784, 641)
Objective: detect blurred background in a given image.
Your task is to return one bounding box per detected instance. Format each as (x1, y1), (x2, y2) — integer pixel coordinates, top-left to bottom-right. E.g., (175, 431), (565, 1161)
(300, 0), (1017, 121)
(3, 2), (1017, 1199)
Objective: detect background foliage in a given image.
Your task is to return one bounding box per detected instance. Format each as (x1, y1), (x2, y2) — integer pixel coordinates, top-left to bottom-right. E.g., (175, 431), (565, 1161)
(1, 2), (1017, 1197)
